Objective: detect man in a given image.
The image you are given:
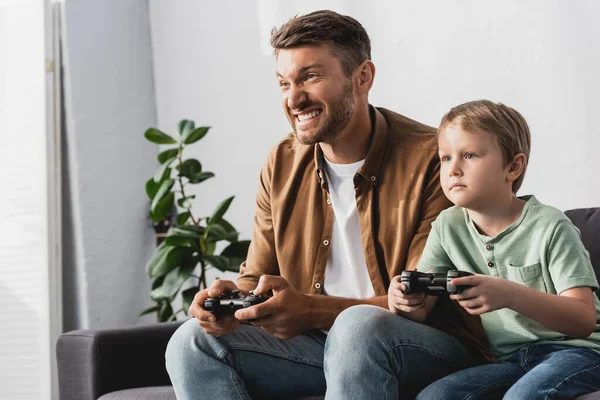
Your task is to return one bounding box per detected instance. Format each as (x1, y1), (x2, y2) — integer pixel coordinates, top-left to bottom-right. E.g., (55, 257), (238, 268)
(166, 10), (491, 399)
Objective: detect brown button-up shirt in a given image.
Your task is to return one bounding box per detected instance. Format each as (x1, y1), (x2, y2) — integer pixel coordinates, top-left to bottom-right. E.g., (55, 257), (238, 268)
(239, 106), (493, 364)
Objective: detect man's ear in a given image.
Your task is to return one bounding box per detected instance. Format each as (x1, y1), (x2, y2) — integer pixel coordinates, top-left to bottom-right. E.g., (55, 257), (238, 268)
(507, 153), (527, 183)
(354, 60), (375, 95)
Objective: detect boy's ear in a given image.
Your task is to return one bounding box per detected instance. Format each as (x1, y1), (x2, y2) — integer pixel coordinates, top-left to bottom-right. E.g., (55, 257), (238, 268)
(507, 153), (527, 183)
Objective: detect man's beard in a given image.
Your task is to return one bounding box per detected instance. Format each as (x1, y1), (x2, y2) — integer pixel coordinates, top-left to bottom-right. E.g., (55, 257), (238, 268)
(293, 81), (355, 145)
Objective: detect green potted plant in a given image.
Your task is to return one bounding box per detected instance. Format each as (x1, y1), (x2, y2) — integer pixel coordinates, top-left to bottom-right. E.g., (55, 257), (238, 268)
(141, 119), (250, 322)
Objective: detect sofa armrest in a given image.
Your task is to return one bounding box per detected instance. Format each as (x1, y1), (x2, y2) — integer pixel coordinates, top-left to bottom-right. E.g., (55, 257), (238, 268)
(56, 321), (184, 400)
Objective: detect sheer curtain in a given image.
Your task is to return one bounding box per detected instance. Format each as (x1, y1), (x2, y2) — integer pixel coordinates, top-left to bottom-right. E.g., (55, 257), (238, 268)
(0, 0), (61, 399)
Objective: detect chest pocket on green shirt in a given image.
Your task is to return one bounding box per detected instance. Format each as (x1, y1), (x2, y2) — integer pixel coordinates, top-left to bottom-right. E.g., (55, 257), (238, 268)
(506, 262), (547, 293)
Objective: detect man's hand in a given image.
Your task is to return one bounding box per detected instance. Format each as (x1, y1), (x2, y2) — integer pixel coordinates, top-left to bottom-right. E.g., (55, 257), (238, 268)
(189, 279), (242, 337)
(234, 275), (311, 340)
(388, 275), (427, 314)
(450, 274), (516, 315)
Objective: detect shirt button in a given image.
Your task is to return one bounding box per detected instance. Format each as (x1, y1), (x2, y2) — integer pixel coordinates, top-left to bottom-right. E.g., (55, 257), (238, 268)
(323, 240), (330, 246)
(370, 176), (376, 182)
(315, 283), (321, 289)
(486, 244), (493, 251)
(488, 261), (495, 268)
(327, 198), (332, 205)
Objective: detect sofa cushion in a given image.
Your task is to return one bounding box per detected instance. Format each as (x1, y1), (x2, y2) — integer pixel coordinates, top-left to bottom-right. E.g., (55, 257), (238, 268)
(97, 386), (175, 400)
(565, 207), (600, 280)
(96, 387), (325, 400)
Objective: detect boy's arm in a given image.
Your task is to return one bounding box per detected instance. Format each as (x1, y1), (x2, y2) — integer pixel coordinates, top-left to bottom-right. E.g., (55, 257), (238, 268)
(520, 218), (598, 337)
(452, 219), (598, 337)
(507, 284), (596, 337)
(389, 217), (454, 322)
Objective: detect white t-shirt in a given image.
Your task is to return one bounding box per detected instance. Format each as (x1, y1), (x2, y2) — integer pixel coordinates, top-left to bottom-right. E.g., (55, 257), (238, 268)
(322, 157), (376, 299)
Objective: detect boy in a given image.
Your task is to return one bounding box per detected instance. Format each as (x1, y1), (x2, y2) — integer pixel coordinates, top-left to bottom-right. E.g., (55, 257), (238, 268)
(388, 100), (600, 399)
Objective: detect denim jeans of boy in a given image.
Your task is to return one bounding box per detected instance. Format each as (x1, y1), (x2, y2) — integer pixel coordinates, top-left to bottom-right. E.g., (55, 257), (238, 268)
(417, 344), (600, 400)
(166, 305), (472, 399)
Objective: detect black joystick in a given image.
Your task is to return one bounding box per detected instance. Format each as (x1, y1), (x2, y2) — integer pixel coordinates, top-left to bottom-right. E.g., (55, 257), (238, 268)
(203, 290), (268, 319)
(446, 270), (473, 294)
(400, 270), (473, 295)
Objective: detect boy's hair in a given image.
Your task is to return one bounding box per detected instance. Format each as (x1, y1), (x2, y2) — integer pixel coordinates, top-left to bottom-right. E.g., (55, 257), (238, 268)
(270, 10), (371, 77)
(439, 100), (531, 194)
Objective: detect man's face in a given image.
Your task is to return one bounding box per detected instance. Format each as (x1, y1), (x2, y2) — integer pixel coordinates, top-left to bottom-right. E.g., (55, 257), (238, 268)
(438, 125), (511, 210)
(276, 45), (355, 145)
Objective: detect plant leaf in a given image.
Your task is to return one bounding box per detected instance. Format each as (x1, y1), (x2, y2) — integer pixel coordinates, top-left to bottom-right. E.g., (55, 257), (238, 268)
(220, 240), (251, 272)
(203, 254), (231, 272)
(150, 192), (175, 222)
(177, 195), (196, 209)
(150, 179), (174, 212)
(181, 159), (202, 180)
(145, 178), (161, 200)
(174, 225), (205, 235)
(178, 119), (195, 136)
(183, 126), (210, 144)
(220, 240), (251, 258)
(150, 245), (194, 278)
(164, 234), (199, 248)
(146, 242), (170, 276)
(153, 163), (172, 182)
(145, 128), (177, 144)
(158, 301), (174, 322)
(205, 224), (230, 243)
(152, 276), (165, 290)
(189, 171), (215, 184)
(199, 237), (216, 255)
(176, 212), (190, 225)
(181, 287), (198, 314)
(211, 218), (238, 242)
(158, 148), (179, 164)
(209, 196), (234, 224)
(152, 262), (196, 299)
(138, 305), (159, 317)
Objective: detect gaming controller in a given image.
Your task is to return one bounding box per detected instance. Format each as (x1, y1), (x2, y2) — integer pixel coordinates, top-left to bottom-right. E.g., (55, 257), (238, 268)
(203, 290), (268, 319)
(400, 270), (473, 295)
(445, 270), (473, 294)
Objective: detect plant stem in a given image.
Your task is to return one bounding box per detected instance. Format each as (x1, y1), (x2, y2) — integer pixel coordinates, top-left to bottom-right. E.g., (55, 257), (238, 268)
(198, 259), (208, 290)
(177, 143), (198, 225)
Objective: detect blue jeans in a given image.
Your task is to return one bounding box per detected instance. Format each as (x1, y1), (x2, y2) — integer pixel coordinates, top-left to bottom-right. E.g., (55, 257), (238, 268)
(417, 344), (600, 400)
(166, 305), (473, 399)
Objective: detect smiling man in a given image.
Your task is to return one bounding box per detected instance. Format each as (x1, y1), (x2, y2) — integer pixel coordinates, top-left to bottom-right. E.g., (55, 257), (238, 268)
(165, 10), (492, 399)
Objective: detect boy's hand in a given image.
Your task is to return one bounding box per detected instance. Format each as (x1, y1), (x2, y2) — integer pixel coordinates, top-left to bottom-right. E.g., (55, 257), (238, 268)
(450, 274), (516, 315)
(388, 275), (427, 314)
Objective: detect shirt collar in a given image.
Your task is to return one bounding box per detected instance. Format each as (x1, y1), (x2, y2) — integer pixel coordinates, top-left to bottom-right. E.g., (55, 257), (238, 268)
(314, 105), (388, 187)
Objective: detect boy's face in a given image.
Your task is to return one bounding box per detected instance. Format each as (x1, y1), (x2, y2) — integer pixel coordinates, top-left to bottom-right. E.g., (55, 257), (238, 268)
(438, 124), (512, 210)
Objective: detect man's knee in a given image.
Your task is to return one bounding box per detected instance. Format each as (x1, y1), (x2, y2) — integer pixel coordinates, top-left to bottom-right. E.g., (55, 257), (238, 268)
(328, 304), (414, 343)
(325, 305), (401, 358)
(165, 318), (215, 375)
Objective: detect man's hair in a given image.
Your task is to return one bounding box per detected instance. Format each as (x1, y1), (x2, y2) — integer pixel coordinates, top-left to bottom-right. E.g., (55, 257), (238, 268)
(439, 100), (532, 194)
(270, 10), (371, 76)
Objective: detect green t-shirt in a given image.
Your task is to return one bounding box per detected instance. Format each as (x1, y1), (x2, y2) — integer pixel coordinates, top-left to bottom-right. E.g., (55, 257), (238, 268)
(417, 195), (600, 359)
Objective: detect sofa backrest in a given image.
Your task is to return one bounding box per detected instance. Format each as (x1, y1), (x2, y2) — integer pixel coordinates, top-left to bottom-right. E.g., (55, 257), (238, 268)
(565, 207), (600, 282)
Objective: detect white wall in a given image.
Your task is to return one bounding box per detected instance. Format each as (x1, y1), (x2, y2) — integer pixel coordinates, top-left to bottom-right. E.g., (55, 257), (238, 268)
(0, 1), (54, 397)
(149, 0), (600, 283)
(61, 0), (157, 329)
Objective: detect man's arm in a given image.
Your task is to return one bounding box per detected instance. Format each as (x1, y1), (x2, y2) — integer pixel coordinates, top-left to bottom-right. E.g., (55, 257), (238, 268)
(404, 155), (452, 271)
(235, 275), (389, 338)
(237, 147), (280, 290)
(305, 294), (389, 330)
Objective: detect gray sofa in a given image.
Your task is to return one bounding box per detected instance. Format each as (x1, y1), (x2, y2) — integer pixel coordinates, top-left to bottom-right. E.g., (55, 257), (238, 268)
(56, 208), (600, 400)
